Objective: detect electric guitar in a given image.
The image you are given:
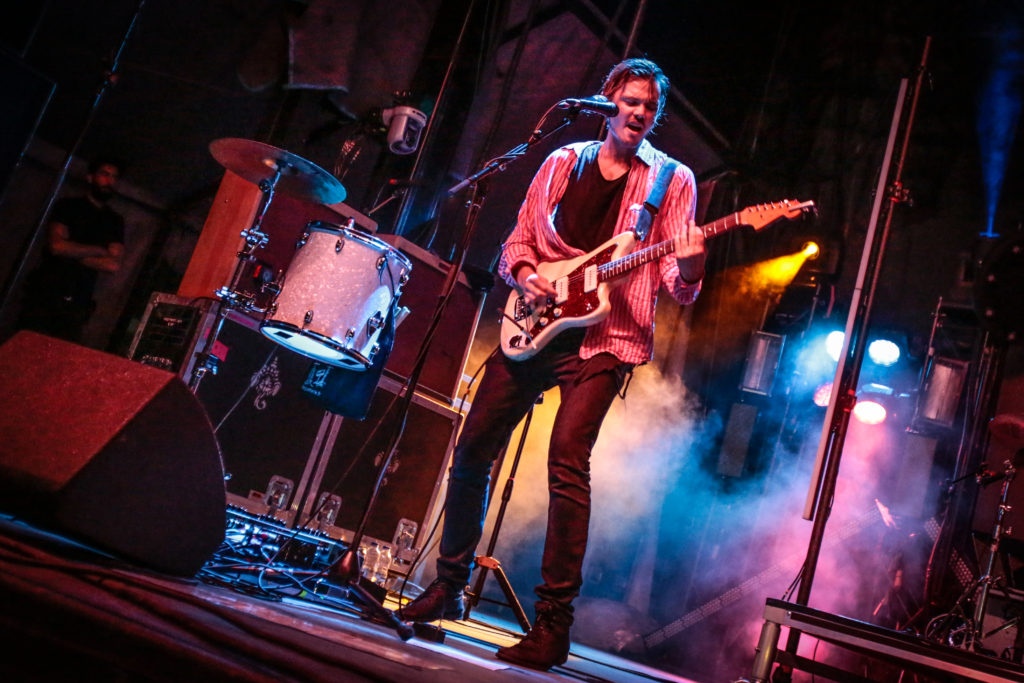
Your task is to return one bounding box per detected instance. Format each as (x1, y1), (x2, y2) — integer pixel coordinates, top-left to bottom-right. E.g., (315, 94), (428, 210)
(500, 199), (816, 361)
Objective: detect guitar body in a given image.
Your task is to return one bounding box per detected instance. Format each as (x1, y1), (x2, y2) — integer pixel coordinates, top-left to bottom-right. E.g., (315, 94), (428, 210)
(500, 232), (637, 361)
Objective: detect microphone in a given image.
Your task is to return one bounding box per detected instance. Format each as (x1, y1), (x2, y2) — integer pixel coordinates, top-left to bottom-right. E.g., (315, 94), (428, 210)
(558, 94), (619, 117)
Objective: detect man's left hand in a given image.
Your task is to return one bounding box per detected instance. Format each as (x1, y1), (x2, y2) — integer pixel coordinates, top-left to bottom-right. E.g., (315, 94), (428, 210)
(674, 219), (706, 283)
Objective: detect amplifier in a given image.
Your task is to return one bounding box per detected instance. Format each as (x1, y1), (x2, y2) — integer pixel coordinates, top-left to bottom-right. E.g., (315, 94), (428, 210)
(192, 312), (328, 526)
(377, 234), (488, 404)
(303, 373), (463, 547)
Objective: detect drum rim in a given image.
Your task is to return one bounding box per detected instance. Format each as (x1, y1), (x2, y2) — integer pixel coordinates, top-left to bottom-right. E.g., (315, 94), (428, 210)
(304, 221), (414, 272)
(259, 320), (372, 370)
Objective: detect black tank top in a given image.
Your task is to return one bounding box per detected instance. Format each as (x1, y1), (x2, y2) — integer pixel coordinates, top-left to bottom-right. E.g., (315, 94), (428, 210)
(553, 143), (627, 253)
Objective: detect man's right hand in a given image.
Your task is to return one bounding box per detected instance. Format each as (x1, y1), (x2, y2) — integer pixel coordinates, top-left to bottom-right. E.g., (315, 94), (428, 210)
(515, 266), (557, 308)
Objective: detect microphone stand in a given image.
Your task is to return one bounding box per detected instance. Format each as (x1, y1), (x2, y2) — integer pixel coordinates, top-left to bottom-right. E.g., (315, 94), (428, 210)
(318, 101), (590, 640)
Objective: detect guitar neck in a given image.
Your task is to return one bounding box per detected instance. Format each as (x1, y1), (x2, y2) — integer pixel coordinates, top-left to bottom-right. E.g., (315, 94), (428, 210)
(598, 212), (741, 281)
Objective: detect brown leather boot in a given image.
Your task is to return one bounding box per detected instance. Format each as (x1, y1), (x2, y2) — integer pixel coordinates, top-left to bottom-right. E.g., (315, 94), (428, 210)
(495, 602), (572, 670)
(398, 579), (465, 622)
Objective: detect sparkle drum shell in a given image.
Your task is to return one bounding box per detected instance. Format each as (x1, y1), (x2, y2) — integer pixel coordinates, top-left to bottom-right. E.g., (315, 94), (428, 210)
(260, 223), (412, 369)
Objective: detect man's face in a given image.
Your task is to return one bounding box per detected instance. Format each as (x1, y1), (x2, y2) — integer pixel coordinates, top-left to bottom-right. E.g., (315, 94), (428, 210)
(88, 163), (119, 201)
(606, 77), (661, 149)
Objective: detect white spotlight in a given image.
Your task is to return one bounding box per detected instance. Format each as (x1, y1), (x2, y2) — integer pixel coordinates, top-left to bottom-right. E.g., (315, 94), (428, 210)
(825, 331), (844, 362)
(868, 338), (901, 366)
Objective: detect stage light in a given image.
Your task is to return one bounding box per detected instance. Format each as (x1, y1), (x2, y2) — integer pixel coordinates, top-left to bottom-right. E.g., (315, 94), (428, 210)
(802, 241), (821, 259)
(912, 356), (969, 430)
(741, 331), (785, 395)
(825, 331), (844, 362)
(868, 338), (901, 366)
(853, 399), (887, 425)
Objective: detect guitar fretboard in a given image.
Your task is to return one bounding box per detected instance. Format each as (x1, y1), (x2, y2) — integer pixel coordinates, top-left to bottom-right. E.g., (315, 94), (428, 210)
(597, 212), (741, 281)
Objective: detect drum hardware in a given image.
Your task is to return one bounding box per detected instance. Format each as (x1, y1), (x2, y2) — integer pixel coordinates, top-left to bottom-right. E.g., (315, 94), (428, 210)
(367, 311), (385, 333)
(926, 414), (1024, 655)
(260, 280), (282, 299)
(335, 237), (345, 253)
(188, 139), (346, 392)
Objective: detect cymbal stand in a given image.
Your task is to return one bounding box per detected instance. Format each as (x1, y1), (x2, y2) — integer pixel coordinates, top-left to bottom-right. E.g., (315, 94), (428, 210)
(463, 397), (541, 633)
(187, 166), (281, 392)
(927, 458), (1017, 651)
(970, 458), (1017, 651)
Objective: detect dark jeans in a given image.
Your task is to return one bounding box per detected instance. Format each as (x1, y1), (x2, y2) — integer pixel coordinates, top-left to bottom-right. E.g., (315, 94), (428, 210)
(436, 332), (630, 614)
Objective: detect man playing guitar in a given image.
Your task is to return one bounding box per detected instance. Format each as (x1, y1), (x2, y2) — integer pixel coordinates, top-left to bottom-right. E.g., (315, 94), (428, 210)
(398, 57), (705, 670)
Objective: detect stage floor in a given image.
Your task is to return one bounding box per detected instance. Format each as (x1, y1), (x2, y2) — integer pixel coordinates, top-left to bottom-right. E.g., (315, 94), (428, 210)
(0, 513), (699, 682)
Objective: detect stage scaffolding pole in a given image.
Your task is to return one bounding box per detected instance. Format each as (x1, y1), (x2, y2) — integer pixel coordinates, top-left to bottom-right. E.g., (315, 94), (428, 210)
(782, 37), (932, 662)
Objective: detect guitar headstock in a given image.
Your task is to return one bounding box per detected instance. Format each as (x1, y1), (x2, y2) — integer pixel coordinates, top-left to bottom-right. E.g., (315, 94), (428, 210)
(741, 199), (816, 231)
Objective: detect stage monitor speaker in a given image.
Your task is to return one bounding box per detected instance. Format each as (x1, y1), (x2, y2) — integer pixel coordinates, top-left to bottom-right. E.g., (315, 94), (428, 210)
(0, 331), (226, 576)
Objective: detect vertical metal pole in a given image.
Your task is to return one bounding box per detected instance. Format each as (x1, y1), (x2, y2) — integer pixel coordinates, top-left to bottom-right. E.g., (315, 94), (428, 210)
(784, 38), (932, 662)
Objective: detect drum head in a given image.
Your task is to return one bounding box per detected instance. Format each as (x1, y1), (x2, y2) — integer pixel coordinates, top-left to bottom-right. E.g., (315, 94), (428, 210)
(261, 323), (370, 370)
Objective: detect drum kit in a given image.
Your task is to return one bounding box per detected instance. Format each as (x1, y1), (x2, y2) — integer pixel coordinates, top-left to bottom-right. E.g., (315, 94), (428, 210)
(190, 138), (412, 389)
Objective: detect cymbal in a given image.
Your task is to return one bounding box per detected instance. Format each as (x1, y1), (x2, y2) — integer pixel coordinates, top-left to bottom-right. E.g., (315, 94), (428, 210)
(209, 138), (346, 203)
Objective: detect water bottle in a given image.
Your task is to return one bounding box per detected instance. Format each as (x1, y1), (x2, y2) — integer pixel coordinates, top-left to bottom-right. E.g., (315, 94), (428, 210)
(392, 518), (418, 564)
(361, 542), (379, 581)
(374, 544), (393, 586)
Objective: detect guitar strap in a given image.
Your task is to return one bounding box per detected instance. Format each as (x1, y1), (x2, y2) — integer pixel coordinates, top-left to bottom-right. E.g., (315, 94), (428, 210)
(634, 159), (678, 241)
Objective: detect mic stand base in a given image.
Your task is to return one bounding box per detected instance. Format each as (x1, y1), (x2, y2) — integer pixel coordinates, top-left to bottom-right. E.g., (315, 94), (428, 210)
(465, 556), (530, 633)
(321, 548), (415, 640)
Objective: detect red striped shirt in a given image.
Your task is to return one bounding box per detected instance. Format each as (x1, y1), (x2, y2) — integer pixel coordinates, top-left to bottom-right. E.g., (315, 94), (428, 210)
(499, 140), (700, 364)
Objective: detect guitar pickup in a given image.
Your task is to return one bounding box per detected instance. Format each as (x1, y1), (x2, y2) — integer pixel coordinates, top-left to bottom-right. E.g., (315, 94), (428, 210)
(583, 265), (598, 293)
(554, 276), (569, 303)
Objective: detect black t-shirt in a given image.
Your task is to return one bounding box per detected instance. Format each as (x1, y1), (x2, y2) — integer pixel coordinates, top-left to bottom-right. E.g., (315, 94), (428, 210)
(553, 143), (627, 253)
(33, 195), (124, 302)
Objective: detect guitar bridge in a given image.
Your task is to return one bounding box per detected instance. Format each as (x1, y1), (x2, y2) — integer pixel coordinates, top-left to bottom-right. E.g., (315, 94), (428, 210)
(513, 296), (531, 321)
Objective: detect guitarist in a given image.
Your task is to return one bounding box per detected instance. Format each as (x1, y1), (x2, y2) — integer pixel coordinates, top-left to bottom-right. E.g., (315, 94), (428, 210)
(399, 58), (706, 670)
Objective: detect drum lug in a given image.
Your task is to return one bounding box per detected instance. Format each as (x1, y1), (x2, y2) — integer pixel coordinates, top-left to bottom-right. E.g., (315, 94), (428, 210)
(304, 310), (314, 326)
(345, 328), (356, 346)
(296, 232), (310, 249)
(370, 342), (380, 357)
(267, 302), (278, 316)
(335, 237), (345, 253)
(367, 310), (385, 333)
(376, 255), (387, 273)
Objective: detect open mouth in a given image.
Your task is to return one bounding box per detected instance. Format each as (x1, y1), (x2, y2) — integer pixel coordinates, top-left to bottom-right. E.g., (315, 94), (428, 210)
(626, 121), (644, 133)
